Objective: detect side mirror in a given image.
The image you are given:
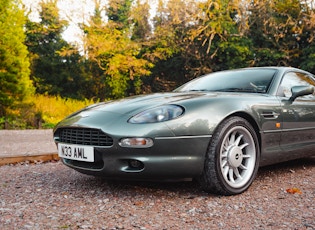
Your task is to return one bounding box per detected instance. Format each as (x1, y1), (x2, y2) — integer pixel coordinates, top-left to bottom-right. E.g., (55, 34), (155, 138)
(289, 85), (314, 102)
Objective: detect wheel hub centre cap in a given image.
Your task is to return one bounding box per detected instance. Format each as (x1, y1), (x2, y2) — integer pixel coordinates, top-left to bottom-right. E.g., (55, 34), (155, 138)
(228, 146), (243, 168)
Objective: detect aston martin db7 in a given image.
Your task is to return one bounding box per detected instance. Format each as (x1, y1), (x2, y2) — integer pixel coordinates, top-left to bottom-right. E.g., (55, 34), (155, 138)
(54, 67), (315, 195)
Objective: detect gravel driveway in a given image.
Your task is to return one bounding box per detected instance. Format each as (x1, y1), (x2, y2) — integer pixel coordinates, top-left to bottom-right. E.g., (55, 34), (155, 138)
(0, 158), (314, 229)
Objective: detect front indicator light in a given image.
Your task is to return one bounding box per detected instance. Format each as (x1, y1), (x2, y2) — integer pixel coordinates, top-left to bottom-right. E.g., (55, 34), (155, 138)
(119, 138), (153, 148)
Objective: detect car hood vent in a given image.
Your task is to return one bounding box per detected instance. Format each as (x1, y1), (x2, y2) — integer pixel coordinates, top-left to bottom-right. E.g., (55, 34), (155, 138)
(56, 128), (113, 147)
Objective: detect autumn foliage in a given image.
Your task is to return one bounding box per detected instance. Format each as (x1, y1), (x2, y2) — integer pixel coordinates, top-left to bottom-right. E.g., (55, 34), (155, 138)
(2, 0), (315, 128)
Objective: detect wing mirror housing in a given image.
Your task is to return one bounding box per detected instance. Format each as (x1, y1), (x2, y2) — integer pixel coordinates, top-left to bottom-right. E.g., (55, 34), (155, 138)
(289, 85), (314, 102)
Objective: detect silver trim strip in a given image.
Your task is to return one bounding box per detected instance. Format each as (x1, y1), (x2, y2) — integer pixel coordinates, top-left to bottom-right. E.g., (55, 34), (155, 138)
(281, 127), (315, 132)
(262, 126), (315, 134)
(262, 130), (281, 134)
(155, 135), (212, 140)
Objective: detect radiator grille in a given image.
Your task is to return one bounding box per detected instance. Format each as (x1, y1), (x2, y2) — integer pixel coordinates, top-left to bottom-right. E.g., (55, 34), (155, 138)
(57, 128), (113, 146)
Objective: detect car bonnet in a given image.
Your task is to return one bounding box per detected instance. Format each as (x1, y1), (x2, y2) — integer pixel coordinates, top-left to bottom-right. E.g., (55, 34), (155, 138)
(85, 92), (211, 115)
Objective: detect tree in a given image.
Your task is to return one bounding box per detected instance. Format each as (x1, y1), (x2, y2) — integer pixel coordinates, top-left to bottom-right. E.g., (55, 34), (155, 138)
(146, 0), (198, 91)
(25, 0), (85, 99)
(82, 0), (153, 99)
(0, 0), (34, 117)
(106, 0), (133, 30)
(245, 0), (315, 70)
(130, 0), (152, 41)
(184, 0), (253, 74)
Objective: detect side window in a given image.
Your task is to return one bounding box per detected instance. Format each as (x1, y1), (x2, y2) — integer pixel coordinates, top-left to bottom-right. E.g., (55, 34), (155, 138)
(277, 72), (315, 99)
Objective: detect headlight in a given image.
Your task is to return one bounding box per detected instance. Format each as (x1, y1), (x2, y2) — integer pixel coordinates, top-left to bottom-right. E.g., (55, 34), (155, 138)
(128, 105), (184, 123)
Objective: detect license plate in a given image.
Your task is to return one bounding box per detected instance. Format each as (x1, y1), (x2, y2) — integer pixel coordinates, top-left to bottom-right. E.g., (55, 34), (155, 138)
(58, 144), (94, 162)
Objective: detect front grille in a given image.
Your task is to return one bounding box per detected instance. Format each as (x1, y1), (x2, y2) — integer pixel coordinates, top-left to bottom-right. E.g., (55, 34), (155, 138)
(57, 128), (113, 146)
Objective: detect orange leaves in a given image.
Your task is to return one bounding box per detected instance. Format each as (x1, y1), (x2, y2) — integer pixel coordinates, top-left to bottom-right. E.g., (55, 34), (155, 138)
(286, 187), (302, 195)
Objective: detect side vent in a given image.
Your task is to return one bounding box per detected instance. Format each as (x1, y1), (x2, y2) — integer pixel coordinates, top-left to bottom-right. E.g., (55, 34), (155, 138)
(261, 111), (280, 119)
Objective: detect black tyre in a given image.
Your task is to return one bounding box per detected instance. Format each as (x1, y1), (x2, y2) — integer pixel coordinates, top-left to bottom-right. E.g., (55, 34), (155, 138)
(199, 116), (260, 195)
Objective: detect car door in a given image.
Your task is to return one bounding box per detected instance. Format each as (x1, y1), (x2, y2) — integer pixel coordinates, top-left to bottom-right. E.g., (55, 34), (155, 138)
(277, 71), (315, 160)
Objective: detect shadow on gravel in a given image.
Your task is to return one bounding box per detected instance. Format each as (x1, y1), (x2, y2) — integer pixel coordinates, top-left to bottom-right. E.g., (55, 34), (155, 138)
(56, 157), (315, 197)
(258, 157), (315, 175)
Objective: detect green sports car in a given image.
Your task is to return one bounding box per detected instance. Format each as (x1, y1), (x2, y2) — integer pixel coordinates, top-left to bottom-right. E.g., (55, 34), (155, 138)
(54, 67), (315, 195)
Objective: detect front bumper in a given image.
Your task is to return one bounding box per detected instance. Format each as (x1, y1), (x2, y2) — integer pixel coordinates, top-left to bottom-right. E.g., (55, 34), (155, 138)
(56, 135), (211, 180)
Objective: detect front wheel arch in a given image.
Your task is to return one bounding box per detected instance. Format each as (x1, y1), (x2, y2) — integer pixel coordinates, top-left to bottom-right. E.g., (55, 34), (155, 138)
(228, 112), (262, 153)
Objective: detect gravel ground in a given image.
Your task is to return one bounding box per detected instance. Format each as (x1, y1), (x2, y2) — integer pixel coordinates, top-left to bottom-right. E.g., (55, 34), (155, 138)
(0, 158), (314, 230)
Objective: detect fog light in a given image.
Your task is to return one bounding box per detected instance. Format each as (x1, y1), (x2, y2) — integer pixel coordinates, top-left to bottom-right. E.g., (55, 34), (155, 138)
(119, 138), (153, 148)
(129, 160), (144, 169)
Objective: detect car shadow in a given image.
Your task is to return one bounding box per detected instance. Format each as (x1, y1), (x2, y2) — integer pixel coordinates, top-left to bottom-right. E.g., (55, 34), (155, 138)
(258, 156), (315, 176)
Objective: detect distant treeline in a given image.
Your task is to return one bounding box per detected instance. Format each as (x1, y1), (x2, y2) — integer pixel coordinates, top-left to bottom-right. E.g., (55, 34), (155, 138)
(1, 0), (315, 127)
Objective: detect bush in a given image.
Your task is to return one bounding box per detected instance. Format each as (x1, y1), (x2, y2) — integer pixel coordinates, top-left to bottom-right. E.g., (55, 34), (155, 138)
(0, 94), (96, 129)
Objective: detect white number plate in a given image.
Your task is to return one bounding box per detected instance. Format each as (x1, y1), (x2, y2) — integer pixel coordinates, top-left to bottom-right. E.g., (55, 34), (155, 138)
(58, 144), (94, 162)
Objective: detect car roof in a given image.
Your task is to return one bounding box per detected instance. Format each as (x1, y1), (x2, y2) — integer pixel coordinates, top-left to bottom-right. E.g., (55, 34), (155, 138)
(243, 66), (312, 74)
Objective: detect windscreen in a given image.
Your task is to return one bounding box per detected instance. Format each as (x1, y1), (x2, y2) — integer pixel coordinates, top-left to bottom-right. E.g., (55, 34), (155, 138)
(175, 69), (276, 93)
